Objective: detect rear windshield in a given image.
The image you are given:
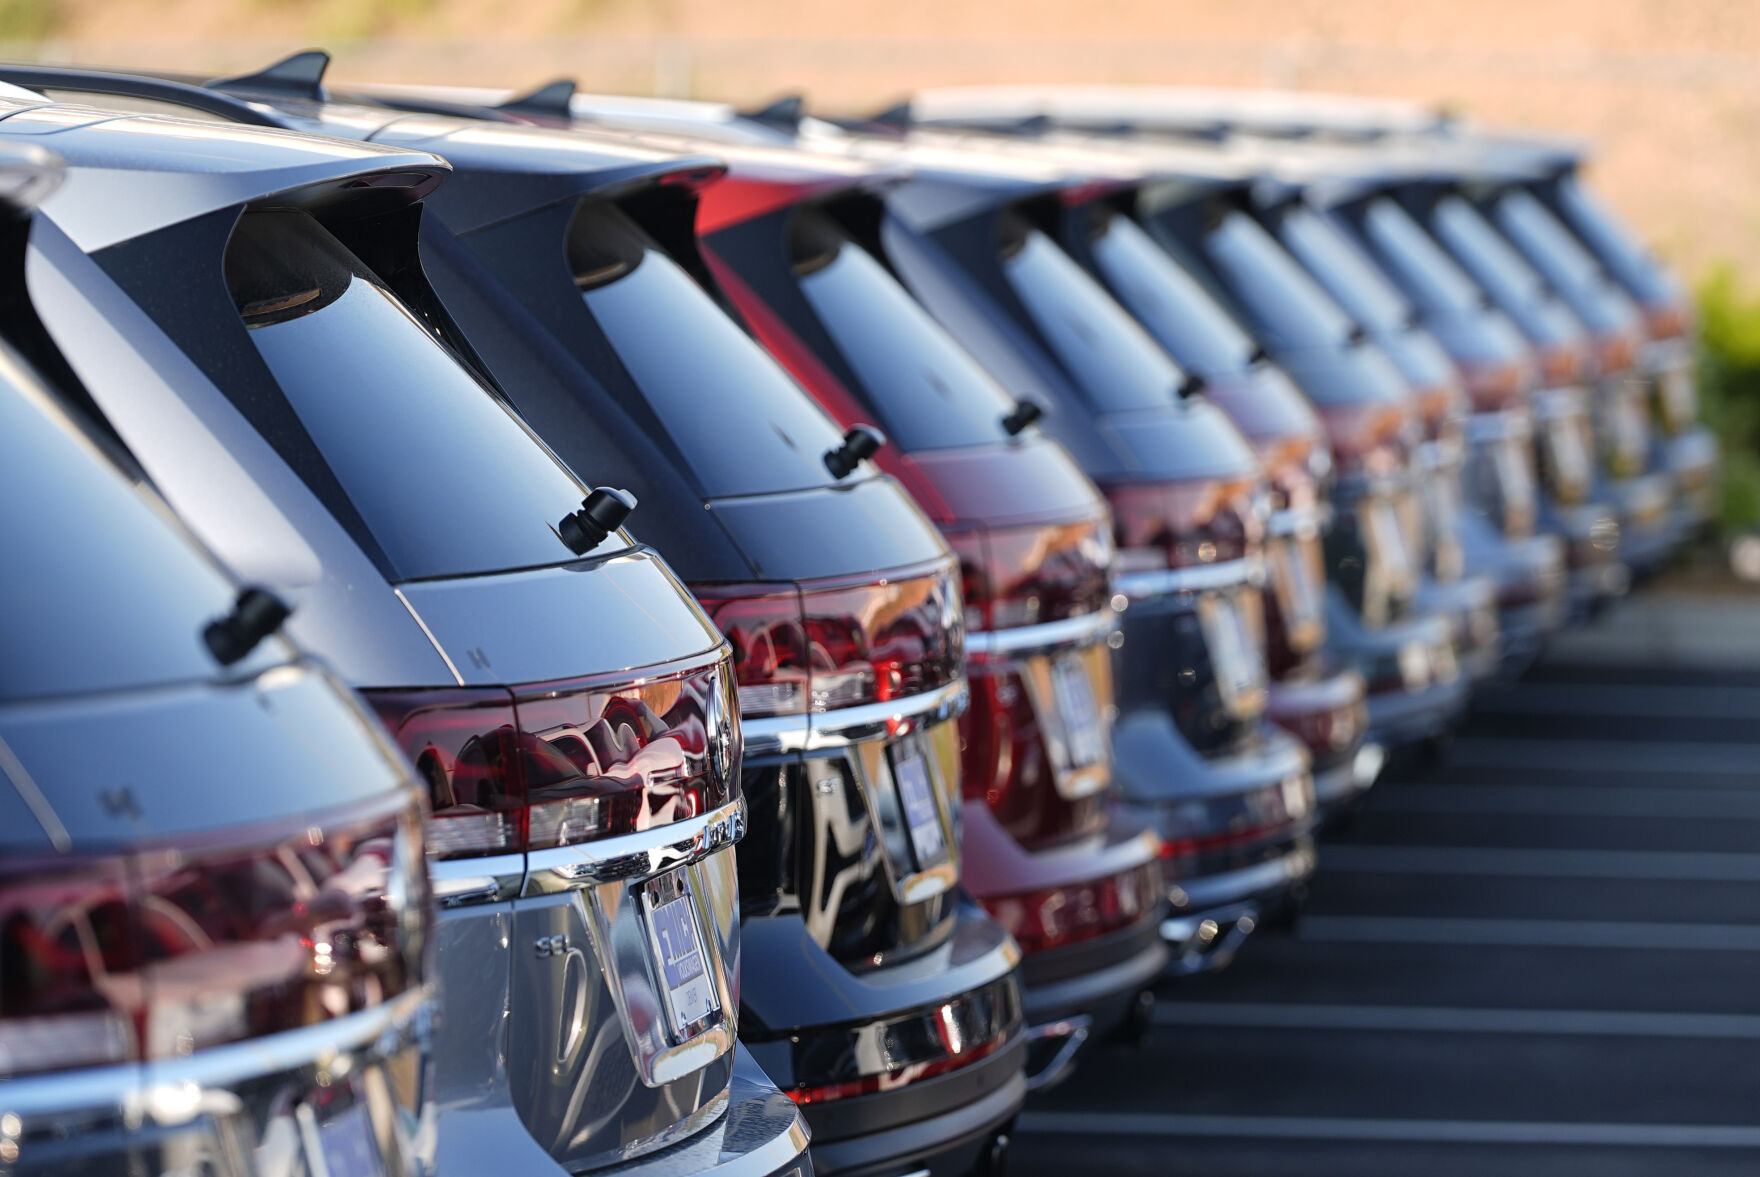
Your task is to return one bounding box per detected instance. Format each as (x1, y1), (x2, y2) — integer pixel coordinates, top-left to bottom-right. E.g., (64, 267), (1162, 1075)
(1550, 175), (1680, 306)
(227, 211), (591, 581)
(1427, 195), (1551, 319)
(1356, 197), (1485, 317)
(1277, 205), (1412, 333)
(998, 213), (1185, 413)
(1491, 189), (1641, 332)
(1201, 209), (1357, 351)
(0, 350), (279, 701)
(792, 208), (1019, 451)
(570, 199), (850, 498)
(1087, 208), (1258, 377)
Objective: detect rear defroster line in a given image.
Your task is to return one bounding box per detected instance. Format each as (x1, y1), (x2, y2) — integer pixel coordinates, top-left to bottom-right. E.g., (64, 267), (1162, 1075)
(1012, 1111), (1760, 1149)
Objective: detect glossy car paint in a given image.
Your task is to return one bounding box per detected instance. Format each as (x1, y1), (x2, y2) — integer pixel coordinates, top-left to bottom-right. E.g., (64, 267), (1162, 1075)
(0, 143), (436, 1177)
(81, 58), (1026, 1176)
(0, 82), (807, 1177)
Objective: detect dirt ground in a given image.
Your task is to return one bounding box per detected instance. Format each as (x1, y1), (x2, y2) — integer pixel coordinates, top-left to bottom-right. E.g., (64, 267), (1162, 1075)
(22, 0), (1760, 282)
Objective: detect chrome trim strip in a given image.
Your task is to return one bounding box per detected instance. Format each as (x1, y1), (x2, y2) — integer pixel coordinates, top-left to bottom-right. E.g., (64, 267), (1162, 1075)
(1266, 503), (1332, 539)
(965, 609), (1119, 660)
(428, 851), (525, 908)
(741, 677), (970, 756)
(522, 798), (746, 896)
(0, 731), (70, 851)
(3, 986), (433, 1121)
(393, 586), (466, 687)
(1114, 556), (1263, 600)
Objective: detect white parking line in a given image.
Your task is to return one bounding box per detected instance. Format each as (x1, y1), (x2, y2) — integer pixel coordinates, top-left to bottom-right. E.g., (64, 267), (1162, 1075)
(1153, 1001), (1760, 1039)
(1318, 844), (1760, 881)
(1368, 784), (1760, 819)
(1473, 683), (1760, 719)
(1449, 739), (1760, 775)
(1299, 915), (1760, 951)
(1015, 1111), (1760, 1148)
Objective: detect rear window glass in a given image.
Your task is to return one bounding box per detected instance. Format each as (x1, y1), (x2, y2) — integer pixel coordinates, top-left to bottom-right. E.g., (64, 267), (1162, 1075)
(792, 208), (1019, 450)
(1491, 189), (1642, 333)
(570, 199), (850, 498)
(1551, 175), (1679, 305)
(1277, 205), (1412, 332)
(0, 351), (278, 700)
(1201, 209), (1356, 351)
(1087, 208), (1258, 377)
(1356, 197), (1484, 317)
(227, 211), (591, 581)
(999, 214), (1185, 413)
(1427, 195), (1549, 319)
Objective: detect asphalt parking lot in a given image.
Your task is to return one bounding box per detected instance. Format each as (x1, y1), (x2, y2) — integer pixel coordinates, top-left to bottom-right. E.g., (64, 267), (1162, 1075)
(1013, 588), (1760, 1176)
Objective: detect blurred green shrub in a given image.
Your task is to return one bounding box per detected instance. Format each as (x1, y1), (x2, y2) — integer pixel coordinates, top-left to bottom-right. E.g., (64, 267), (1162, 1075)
(1696, 266), (1760, 535)
(0, 0), (59, 41)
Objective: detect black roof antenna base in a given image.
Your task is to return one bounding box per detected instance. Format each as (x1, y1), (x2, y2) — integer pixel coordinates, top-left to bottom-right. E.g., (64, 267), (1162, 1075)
(498, 78), (578, 121)
(208, 49), (330, 101)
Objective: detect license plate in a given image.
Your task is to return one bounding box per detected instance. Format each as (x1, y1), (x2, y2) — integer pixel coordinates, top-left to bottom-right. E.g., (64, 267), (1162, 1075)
(642, 873), (718, 1038)
(1050, 653), (1107, 768)
(316, 1103), (382, 1177)
(1198, 593), (1267, 717)
(890, 743), (947, 870)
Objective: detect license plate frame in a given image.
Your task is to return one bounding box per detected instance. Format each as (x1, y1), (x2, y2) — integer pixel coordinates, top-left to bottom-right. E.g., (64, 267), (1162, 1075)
(1049, 652), (1107, 768)
(888, 738), (948, 871)
(640, 871), (720, 1042)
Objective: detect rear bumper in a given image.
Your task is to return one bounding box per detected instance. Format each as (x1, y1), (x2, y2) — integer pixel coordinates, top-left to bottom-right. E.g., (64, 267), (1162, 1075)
(1312, 741), (1386, 809)
(798, 1036), (1026, 1177)
(1367, 671), (1469, 747)
(1160, 836), (1318, 974)
(1017, 914), (1166, 1033)
(620, 1049), (814, 1177)
(1418, 575), (1501, 684)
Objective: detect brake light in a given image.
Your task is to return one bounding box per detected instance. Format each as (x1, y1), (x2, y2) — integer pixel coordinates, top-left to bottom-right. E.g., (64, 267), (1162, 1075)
(366, 660), (739, 858)
(984, 860), (1161, 954)
(1595, 330), (1639, 376)
(1458, 359), (1530, 411)
(1412, 383), (1467, 440)
(1107, 477), (1261, 579)
(1644, 301), (1691, 341)
(947, 519), (1113, 633)
(0, 798), (426, 1077)
(785, 1026), (1012, 1105)
(697, 565), (964, 720)
(1315, 401), (1413, 478)
(1537, 343), (1588, 388)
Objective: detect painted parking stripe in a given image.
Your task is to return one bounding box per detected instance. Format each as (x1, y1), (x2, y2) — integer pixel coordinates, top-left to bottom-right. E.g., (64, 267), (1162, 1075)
(1298, 915), (1760, 951)
(1448, 739), (1760, 774)
(1153, 1002), (1760, 1039)
(1317, 844), (1760, 882)
(1368, 784), (1760, 819)
(1472, 684), (1760, 718)
(1015, 1111), (1760, 1148)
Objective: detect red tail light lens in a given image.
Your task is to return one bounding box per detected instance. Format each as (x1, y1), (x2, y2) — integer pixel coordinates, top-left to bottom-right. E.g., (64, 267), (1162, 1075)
(1595, 331), (1640, 376)
(1107, 477), (1261, 578)
(1316, 401), (1414, 479)
(1412, 383), (1467, 440)
(0, 798), (426, 1077)
(367, 661), (739, 858)
(698, 564), (963, 719)
(1459, 359), (1532, 411)
(1644, 301), (1691, 341)
(1538, 343), (1589, 388)
(785, 1026), (1012, 1106)
(984, 860), (1161, 954)
(947, 518), (1113, 632)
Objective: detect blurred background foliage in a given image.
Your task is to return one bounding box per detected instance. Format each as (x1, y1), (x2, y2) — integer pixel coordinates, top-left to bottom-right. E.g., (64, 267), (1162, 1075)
(1698, 271), (1760, 538)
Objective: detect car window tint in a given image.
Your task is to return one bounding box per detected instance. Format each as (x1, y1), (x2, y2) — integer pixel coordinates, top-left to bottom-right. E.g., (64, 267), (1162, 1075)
(0, 349), (279, 700)
(1088, 209), (1257, 376)
(1000, 217), (1184, 413)
(1552, 175), (1679, 305)
(1278, 205), (1411, 331)
(1357, 197), (1484, 316)
(794, 210), (1018, 450)
(1202, 210), (1355, 350)
(571, 199), (850, 497)
(228, 211), (592, 581)
(1429, 195), (1550, 318)
(1495, 190), (1604, 292)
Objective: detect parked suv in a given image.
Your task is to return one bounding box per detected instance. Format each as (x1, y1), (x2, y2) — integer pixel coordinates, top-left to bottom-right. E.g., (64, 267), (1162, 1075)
(0, 81), (811, 1177)
(29, 54), (1031, 1177)
(0, 142), (436, 1177)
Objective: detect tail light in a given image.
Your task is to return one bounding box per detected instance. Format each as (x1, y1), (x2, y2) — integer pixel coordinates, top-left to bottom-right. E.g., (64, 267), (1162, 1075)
(1644, 301), (1691, 341)
(1595, 331), (1640, 377)
(0, 798), (426, 1077)
(366, 659), (740, 860)
(1537, 343), (1589, 388)
(948, 519), (1113, 633)
(1315, 401), (1414, 480)
(697, 564), (964, 722)
(984, 860), (1161, 954)
(1107, 477), (1261, 586)
(1459, 358), (1531, 411)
